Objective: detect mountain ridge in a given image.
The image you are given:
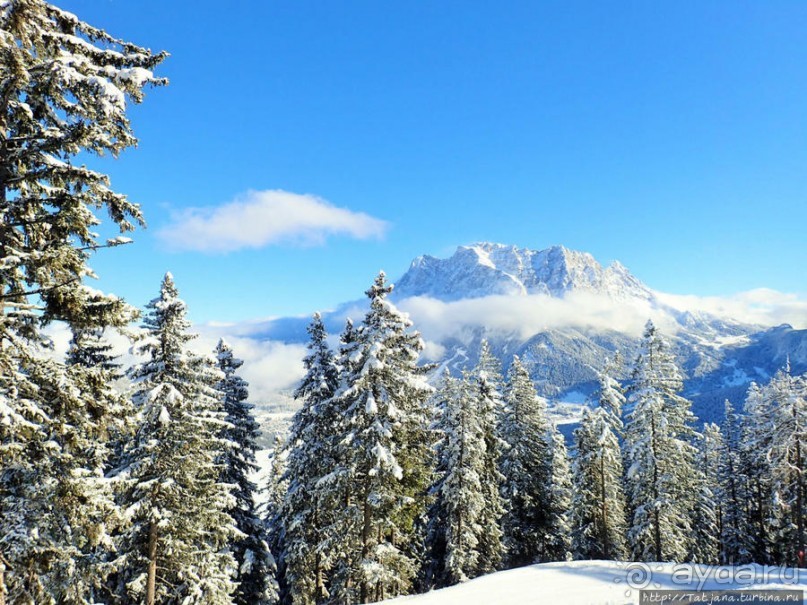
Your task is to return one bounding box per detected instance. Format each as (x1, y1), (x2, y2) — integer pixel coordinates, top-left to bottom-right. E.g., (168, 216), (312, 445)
(395, 243), (654, 302)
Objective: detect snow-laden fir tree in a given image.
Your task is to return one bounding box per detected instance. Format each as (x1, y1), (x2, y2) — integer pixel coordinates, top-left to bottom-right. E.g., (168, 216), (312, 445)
(421, 374), (450, 590)
(740, 381), (775, 564)
(66, 328), (121, 373)
(424, 371), (488, 587)
(471, 340), (506, 573)
(319, 319), (363, 605)
(0, 1), (164, 600)
(597, 353), (626, 434)
(0, 0), (164, 332)
(280, 313), (340, 605)
(115, 274), (238, 605)
(63, 327), (134, 602)
(66, 327), (133, 470)
(623, 320), (699, 563)
(14, 326), (139, 604)
(499, 355), (552, 567)
(216, 339), (278, 605)
(0, 333), (51, 603)
(571, 364), (628, 561)
(325, 273), (433, 604)
(0, 341), (125, 603)
(765, 364), (807, 565)
(264, 434), (289, 604)
(545, 427), (573, 561)
(689, 423), (721, 564)
(718, 399), (750, 563)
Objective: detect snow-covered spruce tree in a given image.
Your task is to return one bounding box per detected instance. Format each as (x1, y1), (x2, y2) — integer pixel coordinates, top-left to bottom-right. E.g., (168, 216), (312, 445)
(280, 313), (340, 605)
(0, 333), (50, 603)
(545, 427), (573, 561)
(325, 272), (433, 604)
(62, 327), (134, 602)
(0, 2), (164, 600)
(0, 0), (165, 331)
(766, 365), (807, 566)
(67, 328), (121, 373)
(571, 364), (628, 561)
(688, 424), (721, 564)
(425, 371), (487, 587)
(597, 353), (626, 434)
(264, 434), (289, 604)
(623, 320), (699, 563)
(0, 342), (126, 604)
(718, 399), (750, 564)
(216, 339), (278, 605)
(66, 327), (133, 468)
(320, 319), (364, 605)
(471, 340), (506, 574)
(499, 355), (552, 567)
(115, 274), (238, 604)
(420, 372), (450, 590)
(740, 381), (775, 564)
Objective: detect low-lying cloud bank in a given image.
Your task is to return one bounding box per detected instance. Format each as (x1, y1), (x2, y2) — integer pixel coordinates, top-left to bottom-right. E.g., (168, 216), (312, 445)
(396, 291), (672, 343)
(158, 189), (389, 253)
(42, 286), (806, 405)
(395, 288), (806, 345)
(656, 288), (807, 330)
(44, 322), (306, 405)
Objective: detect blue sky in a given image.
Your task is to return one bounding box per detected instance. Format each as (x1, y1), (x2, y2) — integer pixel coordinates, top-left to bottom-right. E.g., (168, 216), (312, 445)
(61, 0), (807, 323)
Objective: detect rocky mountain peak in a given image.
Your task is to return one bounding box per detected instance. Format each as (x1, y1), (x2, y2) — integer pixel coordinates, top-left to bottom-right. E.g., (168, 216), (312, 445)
(393, 242), (653, 302)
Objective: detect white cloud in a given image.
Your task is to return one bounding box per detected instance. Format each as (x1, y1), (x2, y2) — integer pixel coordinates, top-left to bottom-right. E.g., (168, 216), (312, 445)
(43, 321), (306, 405)
(656, 288), (807, 330)
(393, 288), (807, 346)
(396, 292), (678, 344)
(420, 339), (447, 361)
(193, 325), (307, 403)
(158, 189), (389, 252)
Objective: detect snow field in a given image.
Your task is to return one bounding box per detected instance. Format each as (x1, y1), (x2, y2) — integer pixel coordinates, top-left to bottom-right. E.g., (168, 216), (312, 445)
(384, 560), (807, 605)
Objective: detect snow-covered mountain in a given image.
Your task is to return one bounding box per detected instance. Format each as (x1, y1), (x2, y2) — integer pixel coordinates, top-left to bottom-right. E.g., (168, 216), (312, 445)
(396, 243), (653, 301)
(247, 243), (807, 426)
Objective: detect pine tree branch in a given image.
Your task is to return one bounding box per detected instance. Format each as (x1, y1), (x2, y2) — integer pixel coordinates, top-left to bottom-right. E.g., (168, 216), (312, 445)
(0, 277), (79, 301)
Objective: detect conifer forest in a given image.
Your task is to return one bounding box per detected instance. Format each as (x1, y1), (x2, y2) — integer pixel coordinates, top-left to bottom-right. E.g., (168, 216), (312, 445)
(1, 2), (807, 604)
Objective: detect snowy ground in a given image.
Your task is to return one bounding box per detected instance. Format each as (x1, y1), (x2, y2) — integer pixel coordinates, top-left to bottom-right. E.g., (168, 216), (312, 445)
(385, 560), (807, 604)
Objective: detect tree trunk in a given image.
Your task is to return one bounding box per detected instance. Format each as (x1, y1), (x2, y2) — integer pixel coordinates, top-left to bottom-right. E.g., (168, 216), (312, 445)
(360, 480), (372, 604)
(0, 554), (8, 605)
(146, 521), (158, 605)
(796, 440), (804, 565)
(794, 394), (804, 566)
(314, 503), (324, 603)
(651, 414), (662, 562)
(754, 478), (767, 562)
(599, 453), (609, 560)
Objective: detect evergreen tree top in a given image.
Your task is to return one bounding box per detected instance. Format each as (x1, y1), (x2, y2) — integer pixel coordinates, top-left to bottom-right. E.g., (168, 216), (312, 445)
(0, 0), (166, 329)
(366, 270), (393, 300)
(141, 272), (192, 337)
(630, 320), (685, 395)
(216, 338), (246, 374)
(475, 339), (503, 389)
(293, 312), (338, 410)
